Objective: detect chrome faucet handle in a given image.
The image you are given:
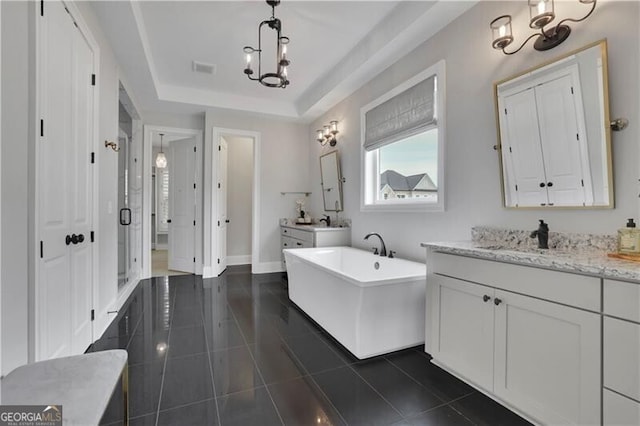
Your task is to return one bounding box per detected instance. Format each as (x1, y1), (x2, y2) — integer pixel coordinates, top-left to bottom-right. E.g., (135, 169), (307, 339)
(371, 247), (379, 255)
(388, 251), (396, 258)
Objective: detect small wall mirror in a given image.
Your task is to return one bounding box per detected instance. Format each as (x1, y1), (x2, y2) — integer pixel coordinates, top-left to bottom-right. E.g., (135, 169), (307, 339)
(494, 40), (613, 208)
(320, 150), (344, 212)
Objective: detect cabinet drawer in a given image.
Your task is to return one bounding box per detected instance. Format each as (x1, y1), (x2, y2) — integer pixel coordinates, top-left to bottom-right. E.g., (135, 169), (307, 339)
(431, 252), (600, 311)
(281, 236), (296, 250)
(604, 317), (640, 401)
(604, 279), (640, 322)
(282, 235), (311, 249)
(604, 388), (640, 426)
(281, 227), (314, 243)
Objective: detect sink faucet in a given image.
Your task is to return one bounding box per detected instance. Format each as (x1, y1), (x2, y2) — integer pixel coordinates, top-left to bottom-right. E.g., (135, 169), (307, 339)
(364, 233), (387, 257)
(530, 219), (549, 249)
(319, 215), (331, 227)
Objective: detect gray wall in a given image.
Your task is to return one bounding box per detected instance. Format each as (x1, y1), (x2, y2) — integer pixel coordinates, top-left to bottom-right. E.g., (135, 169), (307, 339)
(225, 135), (253, 259)
(1, 0), (32, 376)
(308, 0), (640, 262)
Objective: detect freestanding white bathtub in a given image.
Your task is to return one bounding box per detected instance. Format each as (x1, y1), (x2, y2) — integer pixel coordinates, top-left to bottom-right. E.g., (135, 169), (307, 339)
(283, 246), (426, 359)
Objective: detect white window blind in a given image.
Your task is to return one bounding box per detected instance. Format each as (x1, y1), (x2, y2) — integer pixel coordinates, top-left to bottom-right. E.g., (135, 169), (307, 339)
(364, 75), (436, 151)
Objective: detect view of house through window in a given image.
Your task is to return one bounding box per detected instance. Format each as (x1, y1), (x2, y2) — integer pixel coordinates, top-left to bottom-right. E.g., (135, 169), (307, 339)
(361, 60), (444, 211)
(378, 128), (438, 202)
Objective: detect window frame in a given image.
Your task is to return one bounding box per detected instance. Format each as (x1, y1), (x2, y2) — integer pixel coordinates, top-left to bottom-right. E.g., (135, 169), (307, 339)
(360, 60), (446, 212)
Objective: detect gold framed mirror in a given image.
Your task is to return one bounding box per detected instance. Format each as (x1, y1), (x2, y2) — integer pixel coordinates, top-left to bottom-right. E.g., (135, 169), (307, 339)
(320, 150), (344, 212)
(494, 40), (613, 209)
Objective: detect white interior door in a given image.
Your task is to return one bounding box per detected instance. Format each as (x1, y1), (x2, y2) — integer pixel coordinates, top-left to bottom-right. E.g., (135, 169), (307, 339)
(217, 138), (228, 274)
(168, 138), (196, 273)
(501, 88), (548, 207)
(37, 1), (94, 360)
(69, 26), (94, 355)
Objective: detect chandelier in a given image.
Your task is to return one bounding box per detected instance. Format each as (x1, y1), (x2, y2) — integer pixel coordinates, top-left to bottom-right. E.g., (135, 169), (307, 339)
(243, 0), (290, 88)
(156, 133), (167, 169)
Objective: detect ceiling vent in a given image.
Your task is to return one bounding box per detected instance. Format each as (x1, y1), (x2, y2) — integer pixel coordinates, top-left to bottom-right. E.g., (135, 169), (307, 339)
(192, 61), (216, 75)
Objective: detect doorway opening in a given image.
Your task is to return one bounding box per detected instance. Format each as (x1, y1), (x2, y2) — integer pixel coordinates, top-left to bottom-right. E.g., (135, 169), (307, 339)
(218, 134), (255, 272)
(212, 128), (259, 276)
(143, 126), (203, 278)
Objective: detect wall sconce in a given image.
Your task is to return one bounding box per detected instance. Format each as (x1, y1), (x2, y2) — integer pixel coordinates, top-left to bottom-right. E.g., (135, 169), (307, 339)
(316, 120), (339, 146)
(490, 0), (597, 55)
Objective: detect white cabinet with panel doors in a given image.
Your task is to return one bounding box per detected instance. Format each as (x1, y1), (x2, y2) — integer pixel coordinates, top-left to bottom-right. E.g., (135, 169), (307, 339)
(426, 250), (601, 425)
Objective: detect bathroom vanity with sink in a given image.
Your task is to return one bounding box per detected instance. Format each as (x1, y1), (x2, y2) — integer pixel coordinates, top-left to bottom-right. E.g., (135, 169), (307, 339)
(280, 220), (351, 267)
(423, 228), (640, 426)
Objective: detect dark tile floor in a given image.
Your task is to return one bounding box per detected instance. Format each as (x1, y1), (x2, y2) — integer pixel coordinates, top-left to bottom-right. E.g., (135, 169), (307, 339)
(93, 266), (532, 426)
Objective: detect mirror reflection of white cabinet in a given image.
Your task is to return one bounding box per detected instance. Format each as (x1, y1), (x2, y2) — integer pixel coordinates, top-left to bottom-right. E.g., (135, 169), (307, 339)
(495, 41), (613, 208)
(499, 69), (591, 207)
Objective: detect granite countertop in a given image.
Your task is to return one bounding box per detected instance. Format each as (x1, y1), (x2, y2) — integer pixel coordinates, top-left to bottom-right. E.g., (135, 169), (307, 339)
(421, 240), (640, 283)
(280, 218), (351, 231)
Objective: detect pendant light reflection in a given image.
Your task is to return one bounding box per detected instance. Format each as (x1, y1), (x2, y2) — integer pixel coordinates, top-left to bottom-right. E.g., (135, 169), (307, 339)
(156, 133), (167, 169)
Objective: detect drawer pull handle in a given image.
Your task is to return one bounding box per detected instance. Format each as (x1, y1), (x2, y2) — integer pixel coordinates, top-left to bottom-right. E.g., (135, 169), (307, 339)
(296, 242), (302, 246)
(494, 298), (502, 306)
(483, 295), (491, 303)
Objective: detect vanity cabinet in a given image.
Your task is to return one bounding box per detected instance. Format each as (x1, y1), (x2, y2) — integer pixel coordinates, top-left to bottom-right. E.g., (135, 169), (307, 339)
(280, 225), (351, 267)
(427, 251), (601, 425)
(603, 279), (640, 425)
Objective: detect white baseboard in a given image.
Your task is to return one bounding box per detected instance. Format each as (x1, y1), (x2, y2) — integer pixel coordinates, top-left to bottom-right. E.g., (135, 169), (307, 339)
(252, 261), (285, 274)
(202, 266), (214, 279)
(228, 255), (251, 266)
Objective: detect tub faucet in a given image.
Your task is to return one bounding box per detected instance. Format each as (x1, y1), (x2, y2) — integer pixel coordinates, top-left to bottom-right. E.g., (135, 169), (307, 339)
(319, 215), (331, 227)
(530, 219), (549, 249)
(364, 233), (387, 257)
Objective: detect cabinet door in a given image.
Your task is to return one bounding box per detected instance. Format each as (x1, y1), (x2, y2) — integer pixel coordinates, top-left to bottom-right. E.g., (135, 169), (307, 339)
(429, 274), (494, 390)
(494, 290), (600, 425)
(501, 88), (548, 207)
(535, 74), (587, 206)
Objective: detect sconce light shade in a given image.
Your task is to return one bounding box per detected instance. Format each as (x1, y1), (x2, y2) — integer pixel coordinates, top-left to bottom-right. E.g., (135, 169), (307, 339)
(490, 0), (597, 55)
(529, 0), (555, 29)
(490, 15), (514, 50)
(156, 152), (167, 168)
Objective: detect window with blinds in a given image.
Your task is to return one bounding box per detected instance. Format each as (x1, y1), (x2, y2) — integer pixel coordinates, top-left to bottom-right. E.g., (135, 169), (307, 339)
(361, 60), (445, 212)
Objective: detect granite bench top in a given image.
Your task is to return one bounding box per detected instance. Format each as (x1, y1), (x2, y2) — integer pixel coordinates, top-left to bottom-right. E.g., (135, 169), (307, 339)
(1, 349), (127, 426)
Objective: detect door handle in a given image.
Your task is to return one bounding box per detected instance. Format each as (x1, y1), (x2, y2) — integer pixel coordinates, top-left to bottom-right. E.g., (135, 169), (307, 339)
(77, 234), (85, 243)
(547, 182), (553, 187)
(167, 219), (172, 223)
(483, 295), (491, 302)
(119, 208), (132, 226)
(70, 234), (79, 245)
(494, 298), (503, 306)
(539, 182), (546, 188)
(225, 219), (230, 223)
(66, 235), (72, 245)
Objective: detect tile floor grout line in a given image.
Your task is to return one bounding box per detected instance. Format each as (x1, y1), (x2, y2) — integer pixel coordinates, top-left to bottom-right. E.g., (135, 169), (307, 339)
(382, 352), (463, 403)
(273, 331), (350, 426)
(198, 275), (223, 426)
(154, 277), (177, 426)
(226, 283), (286, 426)
(344, 361), (405, 420)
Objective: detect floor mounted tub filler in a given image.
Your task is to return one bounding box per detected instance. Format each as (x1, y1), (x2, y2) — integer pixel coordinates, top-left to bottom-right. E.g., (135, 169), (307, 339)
(283, 246), (426, 359)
